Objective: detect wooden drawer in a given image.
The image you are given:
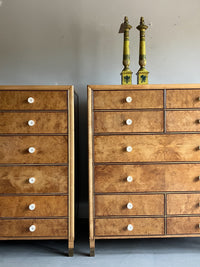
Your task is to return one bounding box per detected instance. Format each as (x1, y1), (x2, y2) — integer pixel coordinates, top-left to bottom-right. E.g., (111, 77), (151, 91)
(95, 218), (164, 236)
(0, 218), (68, 237)
(167, 194), (200, 215)
(93, 90), (163, 110)
(167, 90), (200, 108)
(0, 166), (68, 194)
(95, 164), (200, 193)
(95, 194), (164, 216)
(0, 112), (67, 134)
(94, 111), (163, 133)
(0, 196), (68, 217)
(0, 136), (68, 164)
(0, 91), (67, 110)
(94, 134), (200, 163)
(167, 217), (200, 235)
(167, 111), (200, 132)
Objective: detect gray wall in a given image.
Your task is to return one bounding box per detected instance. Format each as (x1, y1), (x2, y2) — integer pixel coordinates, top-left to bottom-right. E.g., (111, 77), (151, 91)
(0, 0), (200, 218)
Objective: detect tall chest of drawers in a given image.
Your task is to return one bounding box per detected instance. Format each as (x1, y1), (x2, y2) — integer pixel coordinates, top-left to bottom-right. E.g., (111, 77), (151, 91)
(0, 85), (75, 256)
(88, 84), (200, 256)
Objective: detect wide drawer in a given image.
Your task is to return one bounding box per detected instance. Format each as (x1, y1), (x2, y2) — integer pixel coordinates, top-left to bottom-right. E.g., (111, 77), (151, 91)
(167, 217), (200, 235)
(167, 90), (200, 109)
(95, 194), (164, 216)
(94, 111), (163, 133)
(0, 91), (68, 110)
(94, 134), (200, 162)
(94, 164), (200, 193)
(0, 136), (68, 164)
(0, 196), (68, 217)
(93, 90), (163, 110)
(0, 218), (68, 237)
(95, 218), (164, 236)
(0, 112), (67, 134)
(0, 166), (68, 194)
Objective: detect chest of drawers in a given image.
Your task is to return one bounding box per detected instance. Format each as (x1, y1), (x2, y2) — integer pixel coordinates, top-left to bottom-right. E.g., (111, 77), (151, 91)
(0, 85), (75, 256)
(88, 84), (200, 256)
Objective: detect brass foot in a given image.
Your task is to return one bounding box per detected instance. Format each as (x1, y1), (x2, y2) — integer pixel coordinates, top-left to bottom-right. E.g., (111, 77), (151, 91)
(90, 248), (95, 257)
(68, 248), (74, 257)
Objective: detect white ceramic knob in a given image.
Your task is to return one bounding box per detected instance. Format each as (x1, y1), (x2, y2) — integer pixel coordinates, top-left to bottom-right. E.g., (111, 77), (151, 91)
(126, 96), (132, 103)
(199, 223), (200, 229)
(29, 225), (36, 232)
(127, 176), (133, 182)
(199, 176), (200, 180)
(198, 120), (200, 124)
(28, 147), (35, 153)
(198, 146), (200, 150)
(127, 203), (133, 209)
(28, 120), (35, 126)
(126, 146), (132, 152)
(198, 97), (200, 101)
(127, 224), (133, 231)
(29, 204), (35, 211)
(126, 119), (132, 125)
(27, 97), (34, 104)
(29, 177), (36, 184)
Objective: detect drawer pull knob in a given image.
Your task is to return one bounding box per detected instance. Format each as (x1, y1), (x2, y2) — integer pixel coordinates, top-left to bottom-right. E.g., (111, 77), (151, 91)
(27, 97), (35, 104)
(29, 204), (35, 211)
(29, 225), (36, 232)
(127, 176), (133, 182)
(198, 176), (200, 180)
(28, 147), (36, 153)
(198, 97), (200, 101)
(126, 96), (132, 103)
(198, 120), (200, 124)
(126, 146), (132, 152)
(29, 177), (36, 184)
(127, 224), (134, 231)
(28, 120), (35, 126)
(198, 146), (200, 150)
(126, 119), (132, 125)
(127, 202), (133, 209)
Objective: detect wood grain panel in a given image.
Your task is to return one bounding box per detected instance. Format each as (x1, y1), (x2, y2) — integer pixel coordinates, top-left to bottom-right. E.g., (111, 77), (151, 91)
(93, 90), (163, 110)
(95, 218), (164, 236)
(0, 136), (68, 164)
(167, 217), (200, 235)
(94, 134), (200, 163)
(0, 219), (68, 237)
(167, 90), (200, 108)
(0, 166), (68, 194)
(0, 112), (67, 134)
(94, 111), (163, 133)
(95, 194), (164, 216)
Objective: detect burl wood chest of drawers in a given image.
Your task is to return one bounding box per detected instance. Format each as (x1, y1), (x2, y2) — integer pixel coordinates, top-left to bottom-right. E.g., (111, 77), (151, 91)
(88, 84), (200, 256)
(0, 85), (75, 256)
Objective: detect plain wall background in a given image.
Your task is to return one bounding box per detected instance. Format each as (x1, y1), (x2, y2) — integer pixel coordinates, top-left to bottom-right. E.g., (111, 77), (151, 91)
(0, 0), (200, 219)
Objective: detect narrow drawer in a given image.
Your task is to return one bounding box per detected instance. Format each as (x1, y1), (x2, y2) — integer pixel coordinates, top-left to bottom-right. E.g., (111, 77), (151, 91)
(167, 217), (200, 235)
(0, 136), (68, 164)
(167, 111), (200, 132)
(93, 90), (163, 110)
(95, 218), (164, 236)
(94, 111), (163, 133)
(95, 164), (200, 193)
(0, 91), (68, 110)
(0, 166), (68, 194)
(95, 194), (164, 216)
(0, 218), (68, 237)
(0, 196), (68, 217)
(167, 194), (200, 215)
(167, 90), (200, 108)
(0, 112), (67, 134)
(94, 134), (200, 162)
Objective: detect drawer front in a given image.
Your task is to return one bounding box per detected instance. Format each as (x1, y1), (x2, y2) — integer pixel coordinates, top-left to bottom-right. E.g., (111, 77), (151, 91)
(0, 196), (67, 217)
(0, 218), (68, 237)
(95, 194), (164, 216)
(167, 111), (200, 132)
(94, 111), (163, 133)
(167, 217), (200, 235)
(93, 90), (163, 110)
(95, 164), (200, 193)
(0, 112), (67, 134)
(0, 166), (68, 194)
(167, 194), (200, 215)
(0, 136), (68, 164)
(167, 90), (200, 109)
(94, 134), (200, 163)
(95, 218), (164, 236)
(0, 91), (68, 110)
